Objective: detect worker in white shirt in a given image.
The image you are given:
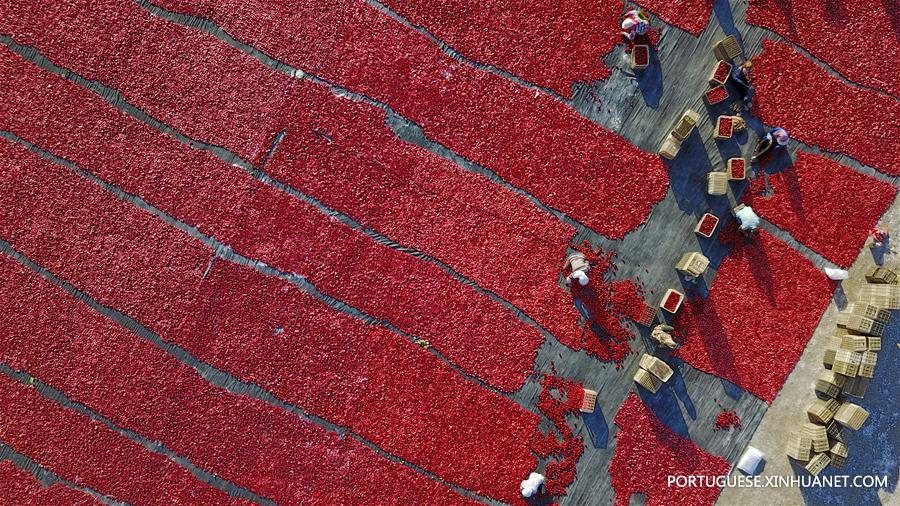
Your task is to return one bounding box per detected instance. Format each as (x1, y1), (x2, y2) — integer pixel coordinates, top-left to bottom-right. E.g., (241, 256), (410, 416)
(563, 252), (590, 287)
(621, 9), (650, 41)
(734, 204), (761, 237)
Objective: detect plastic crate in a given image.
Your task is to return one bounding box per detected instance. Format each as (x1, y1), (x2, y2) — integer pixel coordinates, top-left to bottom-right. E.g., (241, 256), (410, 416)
(835, 403), (869, 430)
(807, 398), (839, 424)
(633, 368), (662, 393)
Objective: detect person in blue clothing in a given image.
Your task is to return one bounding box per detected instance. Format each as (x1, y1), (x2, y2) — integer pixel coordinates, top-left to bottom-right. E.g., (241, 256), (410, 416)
(751, 127), (789, 163)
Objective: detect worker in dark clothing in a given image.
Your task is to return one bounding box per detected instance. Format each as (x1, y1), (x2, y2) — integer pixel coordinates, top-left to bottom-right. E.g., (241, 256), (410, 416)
(731, 60), (753, 106)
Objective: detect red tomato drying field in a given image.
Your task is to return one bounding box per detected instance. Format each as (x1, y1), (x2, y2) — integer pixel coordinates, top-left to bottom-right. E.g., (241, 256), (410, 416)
(674, 230), (834, 402)
(744, 151), (897, 268)
(610, 393), (730, 505)
(753, 40), (900, 176)
(747, 0), (900, 95)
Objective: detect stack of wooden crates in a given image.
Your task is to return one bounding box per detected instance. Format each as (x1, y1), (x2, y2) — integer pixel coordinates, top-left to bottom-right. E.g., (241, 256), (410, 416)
(788, 266), (895, 475)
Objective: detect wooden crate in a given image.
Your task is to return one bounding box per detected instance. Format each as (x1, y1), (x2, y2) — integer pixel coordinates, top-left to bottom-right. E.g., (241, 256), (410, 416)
(815, 370), (846, 399)
(836, 313), (885, 336)
(802, 423), (829, 452)
(707, 172), (727, 195)
(632, 44), (650, 69)
(843, 303), (891, 322)
(823, 336), (843, 368)
(837, 334), (868, 352)
(709, 60), (732, 85)
(786, 430), (812, 461)
(865, 266), (898, 284)
(658, 133), (681, 160)
(835, 403), (869, 430)
(713, 35), (742, 60)
(694, 213), (719, 238)
(829, 442), (848, 468)
(633, 368), (662, 393)
(671, 110), (700, 141)
(807, 398), (840, 424)
(726, 158), (746, 180)
(675, 252), (709, 278)
(867, 336), (882, 351)
(858, 351), (878, 378)
(639, 354), (674, 382)
(842, 376), (870, 399)
(857, 285), (900, 309)
(580, 388), (598, 413)
(804, 453), (831, 476)
(660, 289), (684, 314)
(832, 350), (861, 377)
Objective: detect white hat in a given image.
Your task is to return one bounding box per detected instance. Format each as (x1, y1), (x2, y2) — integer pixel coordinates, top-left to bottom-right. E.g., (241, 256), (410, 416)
(622, 18), (636, 30)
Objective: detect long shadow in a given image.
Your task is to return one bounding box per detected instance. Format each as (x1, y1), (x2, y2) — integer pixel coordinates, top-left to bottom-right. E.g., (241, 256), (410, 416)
(774, 0), (799, 35)
(744, 233), (778, 306)
(884, 0), (900, 37)
(637, 382), (691, 439)
(797, 311), (900, 505)
(679, 272), (709, 301)
(780, 165), (807, 223)
(581, 407), (609, 449)
(666, 129), (714, 215)
(697, 217), (733, 269)
(713, 0), (742, 47)
(757, 147), (795, 176)
(694, 300), (743, 393)
(666, 359), (698, 420)
(824, 0), (850, 26)
(634, 46), (663, 109)
(871, 237), (890, 266)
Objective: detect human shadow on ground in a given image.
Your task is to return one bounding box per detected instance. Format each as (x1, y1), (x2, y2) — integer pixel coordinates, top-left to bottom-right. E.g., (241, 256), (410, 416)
(713, 0), (742, 47)
(871, 237), (890, 266)
(794, 311), (899, 504)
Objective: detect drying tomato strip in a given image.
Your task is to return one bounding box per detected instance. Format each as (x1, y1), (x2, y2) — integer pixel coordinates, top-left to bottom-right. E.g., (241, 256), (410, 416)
(752, 40), (900, 176)
(744, 151), (897, 268)
(673, 230), (834, 402)
(149, 0), (670, 237)
(0, 140), (537, 503)
(0, 372), (236, 505)
(0, 47), (540, 392)
(610, 393), (730, 505)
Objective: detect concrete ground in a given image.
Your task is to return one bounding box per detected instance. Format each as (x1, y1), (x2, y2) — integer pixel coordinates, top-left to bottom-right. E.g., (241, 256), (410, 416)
(719, 202), (900, 506)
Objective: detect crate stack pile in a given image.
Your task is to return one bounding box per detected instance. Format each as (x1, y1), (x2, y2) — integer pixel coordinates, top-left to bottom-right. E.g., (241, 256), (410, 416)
(786, 266), (896, 474)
